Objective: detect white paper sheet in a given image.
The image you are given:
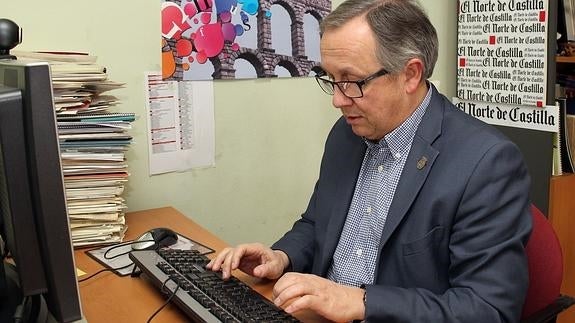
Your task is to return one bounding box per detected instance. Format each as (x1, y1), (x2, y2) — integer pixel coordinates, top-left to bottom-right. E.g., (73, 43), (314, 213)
(145, 72), (215, 175)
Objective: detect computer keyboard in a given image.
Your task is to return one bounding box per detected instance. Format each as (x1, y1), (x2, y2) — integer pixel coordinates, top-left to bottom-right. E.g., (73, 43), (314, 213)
(129, 248), (301, 323)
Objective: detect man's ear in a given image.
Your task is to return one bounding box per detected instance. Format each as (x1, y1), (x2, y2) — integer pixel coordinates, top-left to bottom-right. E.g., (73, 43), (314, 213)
(403, 58), (424, 94)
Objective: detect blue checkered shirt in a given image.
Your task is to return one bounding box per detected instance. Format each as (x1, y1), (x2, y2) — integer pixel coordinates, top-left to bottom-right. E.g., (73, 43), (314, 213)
(326, 87), (432, 287)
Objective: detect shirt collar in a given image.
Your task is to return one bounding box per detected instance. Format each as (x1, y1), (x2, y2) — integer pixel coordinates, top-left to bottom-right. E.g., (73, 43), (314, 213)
(364, 84), (432, 158)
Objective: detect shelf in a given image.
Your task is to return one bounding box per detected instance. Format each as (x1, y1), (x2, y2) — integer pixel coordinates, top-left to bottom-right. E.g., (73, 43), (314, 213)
(557, 56), (575, 64)
(549, 174), (575, 323)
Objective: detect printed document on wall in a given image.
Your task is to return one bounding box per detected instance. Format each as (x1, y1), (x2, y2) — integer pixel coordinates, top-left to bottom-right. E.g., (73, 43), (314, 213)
(145, 72), (215, 175)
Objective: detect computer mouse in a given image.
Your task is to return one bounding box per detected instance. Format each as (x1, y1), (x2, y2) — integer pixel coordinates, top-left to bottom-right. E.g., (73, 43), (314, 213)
(131, 227), (178, 250)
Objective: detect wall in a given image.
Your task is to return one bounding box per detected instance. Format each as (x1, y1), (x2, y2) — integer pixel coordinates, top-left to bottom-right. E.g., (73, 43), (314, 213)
(2, 0), (457, 245)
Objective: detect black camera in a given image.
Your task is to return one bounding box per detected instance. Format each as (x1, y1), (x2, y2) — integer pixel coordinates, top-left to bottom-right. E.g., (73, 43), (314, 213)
(0, 19), (22, 60)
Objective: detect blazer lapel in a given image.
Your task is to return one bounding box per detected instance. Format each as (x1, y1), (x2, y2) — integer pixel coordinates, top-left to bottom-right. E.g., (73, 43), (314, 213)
(377, 86), (444, 254)
(377, 137), (438, 251)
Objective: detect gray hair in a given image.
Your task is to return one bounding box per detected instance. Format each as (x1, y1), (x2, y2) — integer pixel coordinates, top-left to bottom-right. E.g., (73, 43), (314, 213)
(320, 0), (438, 79)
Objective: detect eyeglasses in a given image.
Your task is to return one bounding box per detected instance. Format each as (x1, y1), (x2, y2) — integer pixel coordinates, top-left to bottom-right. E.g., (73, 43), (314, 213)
(315, 68), (389, 98)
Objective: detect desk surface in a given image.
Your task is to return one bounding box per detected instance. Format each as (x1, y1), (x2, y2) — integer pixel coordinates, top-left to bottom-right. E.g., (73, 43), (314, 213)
(75, 207), (275, 322)
(74, 207), (326, 323)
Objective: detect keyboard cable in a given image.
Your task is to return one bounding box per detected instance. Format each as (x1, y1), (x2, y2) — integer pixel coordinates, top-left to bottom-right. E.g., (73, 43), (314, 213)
(146, 277), (180, 323)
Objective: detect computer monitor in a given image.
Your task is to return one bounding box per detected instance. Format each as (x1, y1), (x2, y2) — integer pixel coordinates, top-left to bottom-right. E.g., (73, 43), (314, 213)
(0, 59), (83, 322)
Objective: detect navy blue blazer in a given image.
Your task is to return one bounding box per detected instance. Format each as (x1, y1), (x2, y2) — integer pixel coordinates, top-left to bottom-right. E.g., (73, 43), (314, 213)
(272, 85), (532, 322)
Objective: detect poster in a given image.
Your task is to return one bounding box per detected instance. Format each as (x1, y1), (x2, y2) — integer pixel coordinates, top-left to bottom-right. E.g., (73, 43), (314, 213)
(456, 0), (548, 107)
(452, 98), (558, 132)
(161, 0), (332, 80)
(145, 72), (215, 175)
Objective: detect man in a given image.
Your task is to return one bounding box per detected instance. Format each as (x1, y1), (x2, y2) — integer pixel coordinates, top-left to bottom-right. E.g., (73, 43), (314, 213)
(207, 0), (532, 321)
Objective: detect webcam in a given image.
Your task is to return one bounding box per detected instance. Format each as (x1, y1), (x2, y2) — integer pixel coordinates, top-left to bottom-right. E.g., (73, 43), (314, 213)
(0, 19), (22, 60)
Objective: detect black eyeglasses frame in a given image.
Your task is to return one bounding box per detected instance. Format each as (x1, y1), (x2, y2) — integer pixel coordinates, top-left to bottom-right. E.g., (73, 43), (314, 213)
(314, 68), (389, 98)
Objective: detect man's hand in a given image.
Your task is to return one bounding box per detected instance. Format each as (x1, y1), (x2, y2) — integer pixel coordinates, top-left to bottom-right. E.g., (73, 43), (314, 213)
(273, 272), (365, 322)
(206, 243), (289, 280)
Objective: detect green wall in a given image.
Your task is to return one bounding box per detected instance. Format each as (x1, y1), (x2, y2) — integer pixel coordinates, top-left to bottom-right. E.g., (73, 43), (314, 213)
(3, 0), (457, 245)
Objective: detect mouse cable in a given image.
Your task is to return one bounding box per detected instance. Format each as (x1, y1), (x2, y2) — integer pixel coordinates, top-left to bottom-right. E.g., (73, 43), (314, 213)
(102, 239), (156, 260)
(78, 262), (135, 283)
(146, 277), (180, 323)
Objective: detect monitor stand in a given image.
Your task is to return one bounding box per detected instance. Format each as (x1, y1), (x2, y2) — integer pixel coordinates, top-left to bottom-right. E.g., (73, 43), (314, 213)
(0, 263), (87, 323)
(0, 262), (24, 322)
(0, 54), (16, 60)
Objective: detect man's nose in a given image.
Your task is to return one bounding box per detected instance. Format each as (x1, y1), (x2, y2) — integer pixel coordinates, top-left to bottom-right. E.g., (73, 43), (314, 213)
(332, 86), (353, 109)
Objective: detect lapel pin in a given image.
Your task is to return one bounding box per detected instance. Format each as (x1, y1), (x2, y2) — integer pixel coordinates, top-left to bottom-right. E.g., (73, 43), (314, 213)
(417, 156), (428, 170)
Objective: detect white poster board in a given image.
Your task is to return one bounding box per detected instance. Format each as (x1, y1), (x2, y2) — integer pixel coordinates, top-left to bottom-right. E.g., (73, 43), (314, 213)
(145, 72), (215, 175)
(452, 98), (559, 132)
(457, 0), (548, 107)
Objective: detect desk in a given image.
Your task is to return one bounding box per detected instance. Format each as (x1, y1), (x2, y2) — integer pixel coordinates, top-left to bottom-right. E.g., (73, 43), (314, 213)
(74, 207), (274, 322)
(74, 207), (326, 323)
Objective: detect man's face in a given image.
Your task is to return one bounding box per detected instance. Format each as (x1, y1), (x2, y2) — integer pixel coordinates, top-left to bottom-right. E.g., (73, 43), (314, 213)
(320, 17), (410, 140)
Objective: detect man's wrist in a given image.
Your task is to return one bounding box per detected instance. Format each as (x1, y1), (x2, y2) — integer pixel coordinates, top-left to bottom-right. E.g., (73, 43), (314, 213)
(272, 249), (291, 272)
(354, 284), (366, 322)
(350, 286), (367, 322)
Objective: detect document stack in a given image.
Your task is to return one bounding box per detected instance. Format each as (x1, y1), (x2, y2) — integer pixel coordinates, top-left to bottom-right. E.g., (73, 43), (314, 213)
(14, 51), (135, 247)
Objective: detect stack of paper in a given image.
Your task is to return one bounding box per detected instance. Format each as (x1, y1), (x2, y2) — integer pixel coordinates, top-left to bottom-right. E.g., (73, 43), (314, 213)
(15, 51), (135, 247)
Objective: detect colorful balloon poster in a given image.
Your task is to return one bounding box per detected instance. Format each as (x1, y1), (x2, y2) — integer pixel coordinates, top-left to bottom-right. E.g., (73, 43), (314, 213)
(161, 0), (332, 80)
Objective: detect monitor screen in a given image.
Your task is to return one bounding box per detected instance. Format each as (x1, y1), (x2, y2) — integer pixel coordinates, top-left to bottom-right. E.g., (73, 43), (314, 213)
(0, 59), (82, 322)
